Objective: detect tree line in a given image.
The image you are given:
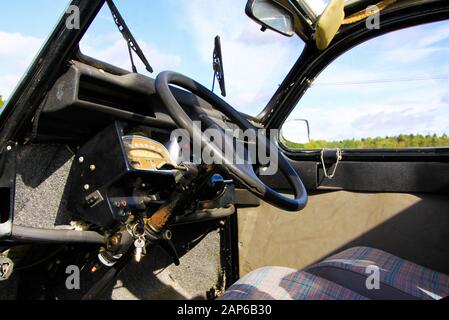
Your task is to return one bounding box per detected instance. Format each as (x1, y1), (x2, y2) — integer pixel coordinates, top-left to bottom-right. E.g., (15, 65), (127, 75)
(0, 95), (4, 109)
(284, 134), (449, 149)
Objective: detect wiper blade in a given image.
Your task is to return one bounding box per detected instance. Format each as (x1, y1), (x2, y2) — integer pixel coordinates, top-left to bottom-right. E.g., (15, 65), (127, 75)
(212, 36), (226, 97)
(106, 0), (154, 73)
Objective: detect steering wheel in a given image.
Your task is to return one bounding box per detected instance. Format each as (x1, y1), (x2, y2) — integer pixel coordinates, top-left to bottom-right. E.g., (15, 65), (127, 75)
(155, 71), (308, 212)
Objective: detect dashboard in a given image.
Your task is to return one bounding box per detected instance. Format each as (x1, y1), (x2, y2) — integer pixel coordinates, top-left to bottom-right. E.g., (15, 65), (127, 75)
(34, 61), (237, 230)
(31, 60), (231, 144)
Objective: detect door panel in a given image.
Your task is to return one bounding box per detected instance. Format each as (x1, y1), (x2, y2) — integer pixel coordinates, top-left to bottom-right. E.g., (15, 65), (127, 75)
(262, 160), (449, 193)
(237, 191), (449, 276)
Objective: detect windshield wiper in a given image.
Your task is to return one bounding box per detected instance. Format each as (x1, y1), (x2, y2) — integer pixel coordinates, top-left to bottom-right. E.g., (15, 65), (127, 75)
(106, 0), (153, 73)
(212, 36), (226, 97)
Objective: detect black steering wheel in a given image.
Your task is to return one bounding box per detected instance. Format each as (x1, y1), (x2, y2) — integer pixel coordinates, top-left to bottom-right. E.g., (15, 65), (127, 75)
(155, 71), (308, 212)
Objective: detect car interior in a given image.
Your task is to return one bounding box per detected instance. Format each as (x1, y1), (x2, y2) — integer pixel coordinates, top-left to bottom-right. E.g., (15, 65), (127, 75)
(0, 0), (448, 300)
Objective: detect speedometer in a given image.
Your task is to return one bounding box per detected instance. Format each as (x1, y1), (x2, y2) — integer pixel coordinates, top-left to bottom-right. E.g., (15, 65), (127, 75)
(122, 136), (176, 171)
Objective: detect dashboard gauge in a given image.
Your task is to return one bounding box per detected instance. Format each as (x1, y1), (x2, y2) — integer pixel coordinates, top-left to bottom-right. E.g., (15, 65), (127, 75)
(122, 135), (176, 171)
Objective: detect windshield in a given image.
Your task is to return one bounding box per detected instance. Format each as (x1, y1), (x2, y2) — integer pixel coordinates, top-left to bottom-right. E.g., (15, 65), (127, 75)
(299, 0), (330, 16)
(0, 0), (69, 106)
(298, 0), (367, 17)
(80, 0), (304, 116)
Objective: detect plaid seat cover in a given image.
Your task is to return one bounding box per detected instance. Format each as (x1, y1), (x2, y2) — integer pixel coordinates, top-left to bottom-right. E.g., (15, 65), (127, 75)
(308, 247), (449, 300)
(220, 267), (367, 300)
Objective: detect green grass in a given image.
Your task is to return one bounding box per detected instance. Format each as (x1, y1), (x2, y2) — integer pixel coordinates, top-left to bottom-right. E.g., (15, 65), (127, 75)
(283, 134), (449, 150)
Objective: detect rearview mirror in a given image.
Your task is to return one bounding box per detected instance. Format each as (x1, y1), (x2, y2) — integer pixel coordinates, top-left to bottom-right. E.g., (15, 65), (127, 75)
(246, 0), (295, 37)
(281, 119), (311, 146)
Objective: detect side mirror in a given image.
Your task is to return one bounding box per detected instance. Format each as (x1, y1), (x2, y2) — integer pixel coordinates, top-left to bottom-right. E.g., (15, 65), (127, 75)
(281, 119), (311, 146)
(246, 0), (295, 37)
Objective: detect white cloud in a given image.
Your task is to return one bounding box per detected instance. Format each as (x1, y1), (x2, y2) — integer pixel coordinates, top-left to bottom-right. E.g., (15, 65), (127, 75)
(378, 22), (449, 64)
(292, 82), (449, 141)
(0, 32), (44, 98)
(0, 31), (43, 58)
(419, 23), (449, 47)
(80, 33), (182, 73)
(382, 45), (449, 64)
(181, 0), (303, 115)
(0, 74), (23, 101)
(0, 30), (182, 99)
(305, 0), (329, 15)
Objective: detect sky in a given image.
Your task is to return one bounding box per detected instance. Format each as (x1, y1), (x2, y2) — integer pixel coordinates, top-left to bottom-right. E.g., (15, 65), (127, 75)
(1, 0), (448, 142)
(287, 19), (449, 141)
(0, 0), (303, 116)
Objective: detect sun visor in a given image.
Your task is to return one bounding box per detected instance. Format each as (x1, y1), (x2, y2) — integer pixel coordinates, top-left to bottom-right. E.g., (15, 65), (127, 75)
(343, 0), (397, 25)
(315, 0), (345, 50)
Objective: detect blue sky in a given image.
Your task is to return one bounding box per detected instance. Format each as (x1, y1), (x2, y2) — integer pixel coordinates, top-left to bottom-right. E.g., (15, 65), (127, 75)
(1, 0), (449, 142)
(290, 19), (449, 141)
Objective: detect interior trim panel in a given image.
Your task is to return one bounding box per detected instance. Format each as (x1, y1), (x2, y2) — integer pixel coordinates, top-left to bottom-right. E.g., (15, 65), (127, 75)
(262, 160), (449, 193)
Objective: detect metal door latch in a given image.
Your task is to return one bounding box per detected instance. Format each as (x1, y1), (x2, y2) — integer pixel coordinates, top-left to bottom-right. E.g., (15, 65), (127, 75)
(321, 148), (343, 179)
